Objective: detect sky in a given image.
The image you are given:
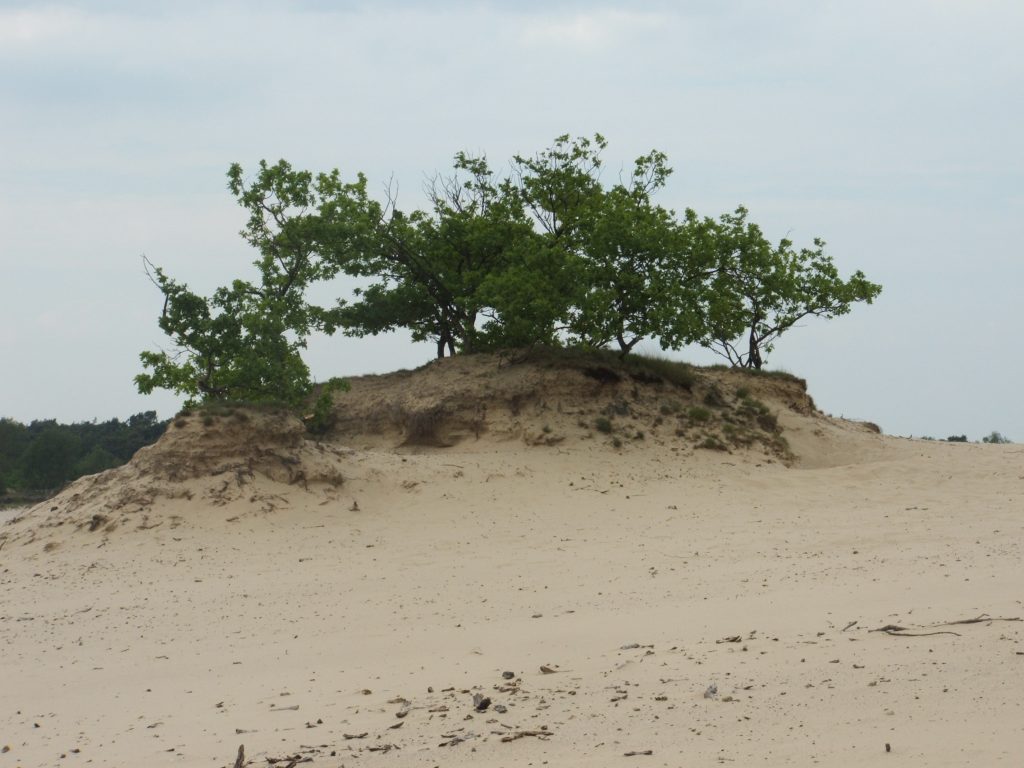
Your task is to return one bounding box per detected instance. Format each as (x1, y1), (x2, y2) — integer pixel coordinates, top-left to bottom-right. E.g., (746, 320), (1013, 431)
(1, 0), (1022, 441)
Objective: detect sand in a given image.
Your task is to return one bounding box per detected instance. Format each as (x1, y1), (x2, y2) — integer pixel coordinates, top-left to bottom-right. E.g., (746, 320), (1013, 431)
(2, 358), (1022, 767)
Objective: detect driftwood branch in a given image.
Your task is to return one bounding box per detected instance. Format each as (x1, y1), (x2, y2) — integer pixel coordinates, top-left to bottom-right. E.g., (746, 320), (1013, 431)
(500, 729), (552, 743)
(934, 614), (1021, 627)
(871, 614), (1021, 638)
(232, 744), (245, 768)
(874, 628), (962, 638)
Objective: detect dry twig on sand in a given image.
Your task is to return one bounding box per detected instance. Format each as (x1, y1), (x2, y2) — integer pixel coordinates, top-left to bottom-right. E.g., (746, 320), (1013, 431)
(871, 614), (1021, 638)
(500, 730), (552, 743)
(871, 626), (961, 637)
(936, 614), (1021, 627)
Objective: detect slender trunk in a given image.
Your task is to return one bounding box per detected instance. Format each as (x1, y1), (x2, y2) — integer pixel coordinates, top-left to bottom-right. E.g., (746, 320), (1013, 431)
(461, 312), (477, 355)
(616, 333), (639, 357)
(748, 326), (763, 369)
(747, 302), (763, 369)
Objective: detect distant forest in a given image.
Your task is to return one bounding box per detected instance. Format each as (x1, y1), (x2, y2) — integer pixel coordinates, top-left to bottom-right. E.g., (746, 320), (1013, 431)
(0, 412), (168, 501)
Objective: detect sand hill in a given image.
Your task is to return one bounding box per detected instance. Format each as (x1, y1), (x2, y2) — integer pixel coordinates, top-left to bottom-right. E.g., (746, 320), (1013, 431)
(1, 353), (1022, 767)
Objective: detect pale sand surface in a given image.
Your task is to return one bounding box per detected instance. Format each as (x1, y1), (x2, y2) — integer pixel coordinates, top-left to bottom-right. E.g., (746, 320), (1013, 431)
(2, 370), (1023, 767)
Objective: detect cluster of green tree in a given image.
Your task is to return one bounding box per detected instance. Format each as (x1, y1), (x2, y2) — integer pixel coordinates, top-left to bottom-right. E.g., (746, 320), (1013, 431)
(137, 134), (881, 407)
(0, 412), (167, 497)
(923, 433), (1012, 444)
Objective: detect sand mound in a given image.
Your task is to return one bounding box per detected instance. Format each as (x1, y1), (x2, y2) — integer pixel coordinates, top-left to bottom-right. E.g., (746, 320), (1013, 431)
(3, 351), (887, 548)
(2, 408), (348, 545)
(326, 350), (823, 459)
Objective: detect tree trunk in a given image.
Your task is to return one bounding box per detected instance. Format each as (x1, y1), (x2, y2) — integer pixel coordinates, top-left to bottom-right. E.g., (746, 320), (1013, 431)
(748, 326), (763, 369)
(616, 333), (639, 356)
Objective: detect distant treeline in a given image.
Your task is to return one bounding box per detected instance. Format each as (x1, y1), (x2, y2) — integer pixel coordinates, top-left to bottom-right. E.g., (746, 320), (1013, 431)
(0, 412), (168, 500)
(924, 432), (1012, 444)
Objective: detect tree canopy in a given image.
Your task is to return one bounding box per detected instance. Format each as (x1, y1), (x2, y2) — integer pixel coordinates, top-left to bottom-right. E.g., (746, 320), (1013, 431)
(136, 160), (363, 406)
(0, 412), (167, 495)
(701, 207), (882, 368)
(137, 134), (882, 410)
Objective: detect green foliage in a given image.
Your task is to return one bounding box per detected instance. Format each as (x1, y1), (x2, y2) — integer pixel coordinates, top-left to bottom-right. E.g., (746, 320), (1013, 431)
(72, 446), (120, 477)
(135, 135), (881, 413)
(703, 385), (727, 407)
(701, 207), (882, 369)
(595, 416), (613, 434)
(332, 152), (550, 356)
(981, 431), (1011, 444)
(738, 396), (770, 416)
(620, 354), (696, 389)
(688, 406), (712, 423)
(698, 435), (728, 451)
(0, 413), (166, 494)
(0, 417), (29, 489)
(136, 160), (369, 406)
(946, 434), (968, 442)
(304, 378), (351, 435)
(135, 266), (315, 406)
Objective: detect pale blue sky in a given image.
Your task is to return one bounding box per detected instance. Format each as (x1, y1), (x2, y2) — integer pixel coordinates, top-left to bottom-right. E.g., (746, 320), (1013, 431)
(2, 0), (1022, 440)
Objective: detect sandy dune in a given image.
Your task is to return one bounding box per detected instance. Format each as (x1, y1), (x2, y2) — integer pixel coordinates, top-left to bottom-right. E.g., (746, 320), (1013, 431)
(2, 357), (1022, 767)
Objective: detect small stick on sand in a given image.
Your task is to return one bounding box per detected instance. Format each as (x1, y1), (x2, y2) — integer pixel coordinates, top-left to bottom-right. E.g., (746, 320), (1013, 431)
(232, 744), (244, 768)
(870, 625), (961, 637)
(500, 730), (552, 743)
(934, 614), (1021, 627)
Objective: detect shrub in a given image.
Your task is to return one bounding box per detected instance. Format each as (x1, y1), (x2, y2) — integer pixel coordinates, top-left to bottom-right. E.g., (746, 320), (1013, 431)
(687, 406), (712, 423)
(739, 396), (770, 416)
(627, 355), (696, 389)
(946, 435), (967, 443)
(703, 385), (727, 407)
(304, 378), (350, 435)
(981, 431), (1011, 444)
(595, 416), (613, 434)
(723, 423), (755, 447)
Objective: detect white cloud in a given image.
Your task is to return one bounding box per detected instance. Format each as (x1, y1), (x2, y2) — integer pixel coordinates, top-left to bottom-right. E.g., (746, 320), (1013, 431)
(517, 8), (665, 48)
(0, 6), (81, 45)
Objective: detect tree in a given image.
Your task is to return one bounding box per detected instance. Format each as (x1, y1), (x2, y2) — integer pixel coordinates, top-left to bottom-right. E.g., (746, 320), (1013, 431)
(135, 138), (882, 390)
(700, 207), (882, 369)
(981, 431), (1011, 444)
(72, 446), (120, 477)
(135, 268), (317, 406)
(136, 161), (368, 405)
(0, 417), (28, 490)
(19, 428), (80, 490)
(501, 135), (714, 355)
(331, 152), (548, 356)
(334, 135), (709, 356)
